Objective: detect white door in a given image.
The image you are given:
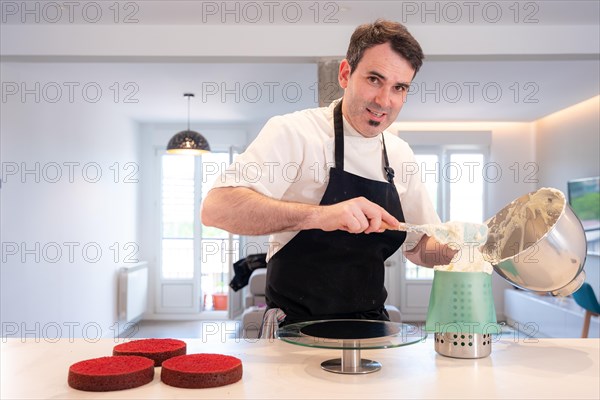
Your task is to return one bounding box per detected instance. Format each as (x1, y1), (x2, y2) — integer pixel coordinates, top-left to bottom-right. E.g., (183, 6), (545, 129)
(155, 150), (243, 315)
(156, 153), (202, 314)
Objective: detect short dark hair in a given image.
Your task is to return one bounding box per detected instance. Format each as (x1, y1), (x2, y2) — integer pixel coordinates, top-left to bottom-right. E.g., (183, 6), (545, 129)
(346, 19), (424, 76)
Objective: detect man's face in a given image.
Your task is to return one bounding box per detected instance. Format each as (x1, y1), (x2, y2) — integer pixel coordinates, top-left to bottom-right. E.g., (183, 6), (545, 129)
(339, 42), (415, 138)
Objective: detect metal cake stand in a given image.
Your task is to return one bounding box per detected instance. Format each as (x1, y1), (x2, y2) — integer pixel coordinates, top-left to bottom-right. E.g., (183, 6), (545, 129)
(277, 319), (425, 374)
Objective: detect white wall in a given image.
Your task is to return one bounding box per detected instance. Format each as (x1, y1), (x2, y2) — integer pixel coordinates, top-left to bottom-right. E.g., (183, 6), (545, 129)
(535, 96), (600, 194)
(0, 63), (140, 338)
(4, 23), (598, 59)
(535, 96), (600, 296)
(486, 121), (556, 319)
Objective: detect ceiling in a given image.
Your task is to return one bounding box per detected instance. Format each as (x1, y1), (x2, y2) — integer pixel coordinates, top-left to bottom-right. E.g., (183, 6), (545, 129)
(4, 0), (597, 26)
(1, 1), (599, 124)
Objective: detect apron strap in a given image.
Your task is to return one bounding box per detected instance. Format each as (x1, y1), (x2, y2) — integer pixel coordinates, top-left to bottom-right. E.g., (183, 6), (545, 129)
(381, 134), (395, 184)
(333, 100), (344, 171)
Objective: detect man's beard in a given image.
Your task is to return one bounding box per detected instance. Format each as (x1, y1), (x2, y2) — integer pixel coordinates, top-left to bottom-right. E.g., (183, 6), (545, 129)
(368, 119), (381, 127)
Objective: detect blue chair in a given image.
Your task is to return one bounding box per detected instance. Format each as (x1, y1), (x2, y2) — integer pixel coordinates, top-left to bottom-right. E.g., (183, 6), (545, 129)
(572, 283), (600, 338)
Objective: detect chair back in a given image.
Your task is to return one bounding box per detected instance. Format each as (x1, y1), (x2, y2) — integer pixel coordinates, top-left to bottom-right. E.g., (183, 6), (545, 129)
(572, 283), (600, 314)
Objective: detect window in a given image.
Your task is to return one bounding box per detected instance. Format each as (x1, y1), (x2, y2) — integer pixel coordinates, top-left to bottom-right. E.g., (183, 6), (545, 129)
(159, 151), (238, 310)
(161, 155), (196, 279)
(449, 153), (485, 222)
(405, 147), (487, 280)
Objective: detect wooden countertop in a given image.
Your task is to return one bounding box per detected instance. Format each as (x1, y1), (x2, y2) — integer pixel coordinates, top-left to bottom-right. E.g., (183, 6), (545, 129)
(1, 337), (598, 399)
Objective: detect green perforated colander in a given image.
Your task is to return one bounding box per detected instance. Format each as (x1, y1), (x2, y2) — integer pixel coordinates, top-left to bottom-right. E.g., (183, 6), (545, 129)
(425, 270), (499, 358)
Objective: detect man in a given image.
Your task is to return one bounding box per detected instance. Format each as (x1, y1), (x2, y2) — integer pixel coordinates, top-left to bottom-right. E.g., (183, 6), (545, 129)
(201, 20), (455, 329)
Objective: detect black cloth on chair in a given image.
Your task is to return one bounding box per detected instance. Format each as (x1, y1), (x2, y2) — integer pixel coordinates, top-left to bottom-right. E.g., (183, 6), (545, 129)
(229, 253), (267, 292)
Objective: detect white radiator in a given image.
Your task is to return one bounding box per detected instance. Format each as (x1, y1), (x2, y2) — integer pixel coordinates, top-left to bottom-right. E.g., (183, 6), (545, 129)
(118, 262), (149, 323)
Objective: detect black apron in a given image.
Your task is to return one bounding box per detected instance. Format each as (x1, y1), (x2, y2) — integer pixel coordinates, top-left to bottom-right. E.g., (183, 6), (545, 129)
(265, 100), (406, 325)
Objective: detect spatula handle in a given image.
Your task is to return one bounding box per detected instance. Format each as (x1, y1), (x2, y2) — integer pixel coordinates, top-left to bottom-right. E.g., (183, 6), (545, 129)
(380, 222), (412, 232)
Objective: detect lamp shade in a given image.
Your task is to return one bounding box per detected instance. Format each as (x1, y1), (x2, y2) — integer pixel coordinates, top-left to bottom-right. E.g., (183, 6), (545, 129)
(166, 130), (211, 155)
(167, 93), (210, 155)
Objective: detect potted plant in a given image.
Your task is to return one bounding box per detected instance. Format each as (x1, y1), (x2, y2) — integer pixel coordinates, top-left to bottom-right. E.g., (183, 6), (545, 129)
(211, 242), (228, 310)
(212, 282), (228, 310)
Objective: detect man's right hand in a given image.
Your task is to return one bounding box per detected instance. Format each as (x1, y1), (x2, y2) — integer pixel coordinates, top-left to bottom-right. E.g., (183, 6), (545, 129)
(315, 197), (400, 234)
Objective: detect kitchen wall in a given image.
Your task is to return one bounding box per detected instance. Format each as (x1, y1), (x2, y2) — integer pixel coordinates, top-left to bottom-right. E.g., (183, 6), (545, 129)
(535, 96), (600, 296)
(536, 96), (600, 192)
(0, 63), (140, 339)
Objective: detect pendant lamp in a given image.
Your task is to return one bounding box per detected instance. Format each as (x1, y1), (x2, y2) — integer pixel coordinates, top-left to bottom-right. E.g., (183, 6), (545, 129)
(166, 93), (210, 155)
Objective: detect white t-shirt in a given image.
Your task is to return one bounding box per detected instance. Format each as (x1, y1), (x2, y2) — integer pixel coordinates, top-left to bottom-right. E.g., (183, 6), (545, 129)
(210, 100), (440, 259)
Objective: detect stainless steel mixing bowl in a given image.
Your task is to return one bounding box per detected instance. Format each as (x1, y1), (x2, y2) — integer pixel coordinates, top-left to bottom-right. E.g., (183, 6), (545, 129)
(483, 188), (587, 296)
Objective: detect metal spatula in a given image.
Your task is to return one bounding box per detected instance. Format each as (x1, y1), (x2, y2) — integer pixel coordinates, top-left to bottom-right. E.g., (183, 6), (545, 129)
(380, 221), (489, 247)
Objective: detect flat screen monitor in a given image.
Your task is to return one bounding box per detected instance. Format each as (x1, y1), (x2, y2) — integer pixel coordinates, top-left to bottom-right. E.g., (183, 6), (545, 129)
(568, 176), (600, 255)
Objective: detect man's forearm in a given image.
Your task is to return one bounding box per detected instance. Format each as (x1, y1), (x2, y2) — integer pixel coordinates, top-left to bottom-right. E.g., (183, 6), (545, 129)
(200, 187), (321, 235)
(201, 187), (400, 236)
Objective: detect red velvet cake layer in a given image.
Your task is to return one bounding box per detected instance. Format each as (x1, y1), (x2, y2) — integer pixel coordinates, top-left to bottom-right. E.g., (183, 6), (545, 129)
(113, 338), (187, 366)
(161, 353), (243, 389)
(68, 355), (154, 392)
